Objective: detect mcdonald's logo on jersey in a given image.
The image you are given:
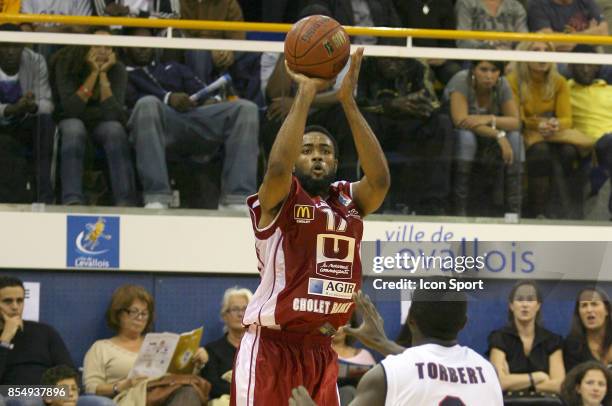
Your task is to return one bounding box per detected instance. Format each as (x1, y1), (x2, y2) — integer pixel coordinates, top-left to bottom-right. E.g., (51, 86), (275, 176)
(294, 205), (315, 223)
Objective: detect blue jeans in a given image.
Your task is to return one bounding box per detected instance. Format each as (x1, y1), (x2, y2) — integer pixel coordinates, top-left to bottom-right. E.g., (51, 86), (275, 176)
(128, 96), (259, 205)
(59, 119), (137, 206)
(454, 129), (524, 163)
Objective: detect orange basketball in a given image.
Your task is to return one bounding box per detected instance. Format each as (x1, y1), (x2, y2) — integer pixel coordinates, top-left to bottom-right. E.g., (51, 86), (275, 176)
(284, 15), (351, 80)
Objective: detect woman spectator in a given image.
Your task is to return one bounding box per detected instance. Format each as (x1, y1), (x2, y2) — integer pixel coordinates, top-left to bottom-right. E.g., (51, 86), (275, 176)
(455, 0), (527, 50)
(560, 361), (612, 406)
(50, 27), (136, 206)
(488, 280), (565, 394)
(564, 288), (612, 373)
(200, 287), (252, 403)
(445, 56), (522, 216)
(507, 41), (594, 218)
(83, 285), (208, 406)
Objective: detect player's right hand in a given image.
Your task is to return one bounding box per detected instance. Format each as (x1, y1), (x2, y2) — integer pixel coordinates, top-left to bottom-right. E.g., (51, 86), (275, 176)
(343, 291), (389, 352)
(284, 61), (332, 94)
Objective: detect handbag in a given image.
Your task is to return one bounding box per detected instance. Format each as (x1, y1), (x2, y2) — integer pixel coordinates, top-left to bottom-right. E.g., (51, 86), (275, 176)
(146, 374), (211, 406)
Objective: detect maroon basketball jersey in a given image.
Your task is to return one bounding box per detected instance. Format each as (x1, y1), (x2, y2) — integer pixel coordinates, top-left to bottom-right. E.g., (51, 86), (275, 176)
(244, 177), (363, 335)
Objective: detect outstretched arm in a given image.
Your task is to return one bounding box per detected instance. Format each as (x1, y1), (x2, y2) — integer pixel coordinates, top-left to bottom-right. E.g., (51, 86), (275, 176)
(257, 67), (331, 228)
(339, 48), (390, 216)
(343, 291), (406, 356)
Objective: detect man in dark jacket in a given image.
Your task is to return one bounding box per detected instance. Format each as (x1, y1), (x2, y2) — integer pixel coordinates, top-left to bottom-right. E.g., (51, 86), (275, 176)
(124, 27), (259, 210)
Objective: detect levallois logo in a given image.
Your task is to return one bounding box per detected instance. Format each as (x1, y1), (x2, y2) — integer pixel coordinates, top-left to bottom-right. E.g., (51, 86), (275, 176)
(66, 215), (119, 269)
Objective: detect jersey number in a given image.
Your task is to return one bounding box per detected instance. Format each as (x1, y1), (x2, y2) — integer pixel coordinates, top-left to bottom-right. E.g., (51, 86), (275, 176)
(439, 396), (465, 406)
(322, 208), (347, 232)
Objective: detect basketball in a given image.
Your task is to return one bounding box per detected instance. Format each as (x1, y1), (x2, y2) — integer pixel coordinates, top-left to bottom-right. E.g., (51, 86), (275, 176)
(284, 15), (351, 80)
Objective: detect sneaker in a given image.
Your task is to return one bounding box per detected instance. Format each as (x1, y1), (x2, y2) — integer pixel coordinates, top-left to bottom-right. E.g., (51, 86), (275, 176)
(144, 202), (168, 209)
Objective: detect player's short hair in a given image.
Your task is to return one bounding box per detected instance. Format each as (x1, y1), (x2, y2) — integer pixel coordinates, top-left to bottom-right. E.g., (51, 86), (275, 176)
(0, 276), (24, 292)
(106, 285), (155, 333)
(304, 125), (339, 158)
(41, 364), (79, 386)
(409, 277), (467, 341)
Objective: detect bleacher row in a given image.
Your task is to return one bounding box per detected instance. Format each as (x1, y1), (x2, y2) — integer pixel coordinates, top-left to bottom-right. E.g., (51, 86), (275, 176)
(0, 0), (611, 221)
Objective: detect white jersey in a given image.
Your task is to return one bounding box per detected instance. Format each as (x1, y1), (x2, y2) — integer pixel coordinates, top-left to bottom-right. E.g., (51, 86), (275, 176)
(381, 343), (503, 406)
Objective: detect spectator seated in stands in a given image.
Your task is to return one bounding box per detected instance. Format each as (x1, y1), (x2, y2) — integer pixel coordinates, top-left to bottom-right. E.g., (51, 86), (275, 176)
(180, 0), (261, 102)
(0, 276), (112, 406)
(444, 56), (522, 216)
(358, 50), (454, 215)
(392, 0), (461, 86)
(528, 0), (608, 52)
(83, 285), (209, 406)
(455, 0), (528, 50)
(567, 46), (612, 219)
(507, 41), (594, 219)
(50, 27), (137, 207)
(122, 26), (259, 210)
(40, 365), (80, 406)
(92, 0), (179, 18)
(19, 0), (91, 33)
(560, 361), (612, 406)
(0, 23), (55, 204)
(200, 287), (252, 404)
(488, 280), (565, 394)
(564, 287), (612, 373)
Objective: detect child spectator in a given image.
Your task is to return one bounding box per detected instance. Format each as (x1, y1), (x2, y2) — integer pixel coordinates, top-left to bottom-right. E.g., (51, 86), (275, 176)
(560, 361), (612, 406)
(41, 365), (79, 406)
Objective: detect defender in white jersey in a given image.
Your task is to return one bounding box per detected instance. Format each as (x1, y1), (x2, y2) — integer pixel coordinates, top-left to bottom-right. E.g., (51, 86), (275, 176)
(289, 277), (504, 406)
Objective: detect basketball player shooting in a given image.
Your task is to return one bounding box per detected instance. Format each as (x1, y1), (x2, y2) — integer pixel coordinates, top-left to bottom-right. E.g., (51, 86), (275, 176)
(229, 47), (390, 406)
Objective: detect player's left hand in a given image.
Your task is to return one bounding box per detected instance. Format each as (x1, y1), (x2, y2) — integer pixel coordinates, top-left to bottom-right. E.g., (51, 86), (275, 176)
(289, 386), (317, 406)
(338, 47), (364, 104)
(192, 347), (209, 370)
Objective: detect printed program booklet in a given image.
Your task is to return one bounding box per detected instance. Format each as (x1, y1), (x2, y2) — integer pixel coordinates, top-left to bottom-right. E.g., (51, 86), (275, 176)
(128, 327), (203, 378)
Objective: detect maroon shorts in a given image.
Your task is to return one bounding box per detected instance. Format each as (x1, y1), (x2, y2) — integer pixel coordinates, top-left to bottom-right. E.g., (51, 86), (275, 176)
(230, 325), (340, 406)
